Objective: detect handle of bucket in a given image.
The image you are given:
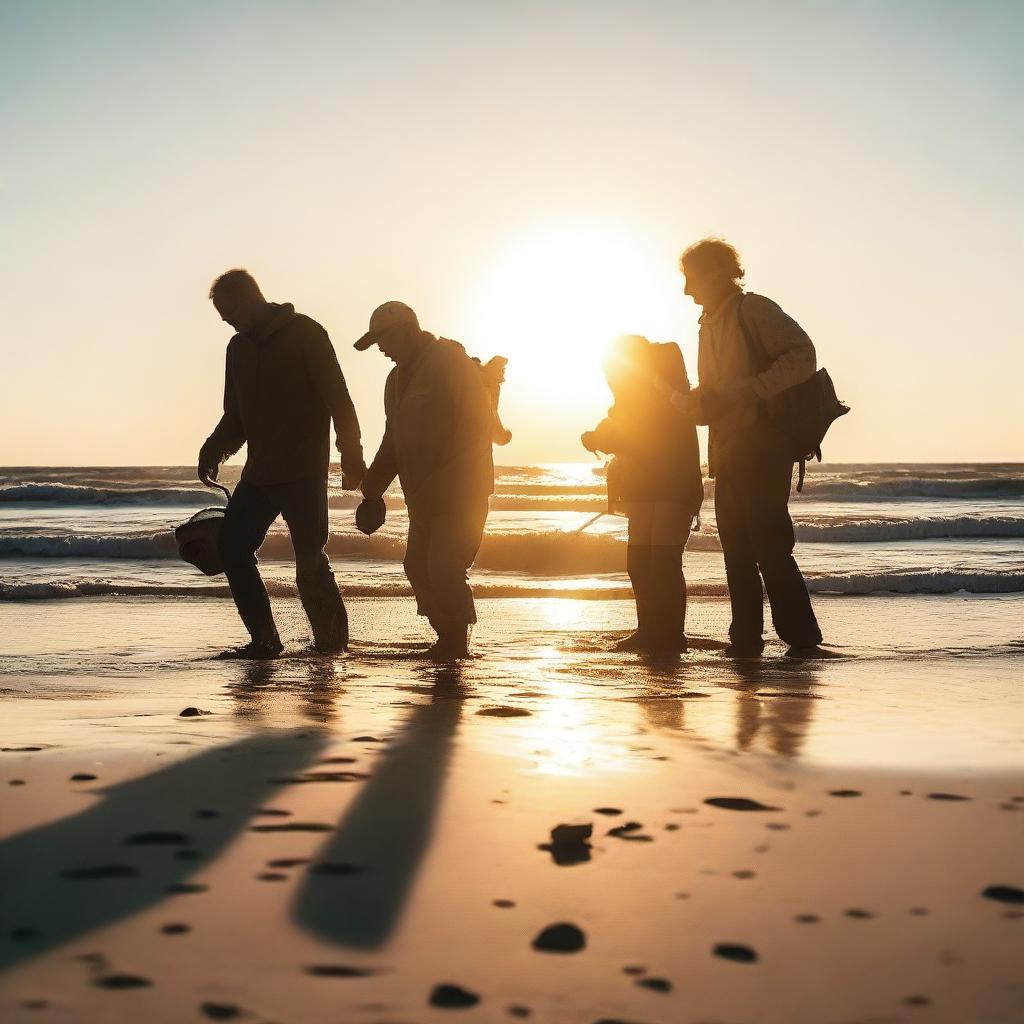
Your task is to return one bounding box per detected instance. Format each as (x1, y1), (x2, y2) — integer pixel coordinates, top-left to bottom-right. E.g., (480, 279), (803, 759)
(205, 479), (231, 502)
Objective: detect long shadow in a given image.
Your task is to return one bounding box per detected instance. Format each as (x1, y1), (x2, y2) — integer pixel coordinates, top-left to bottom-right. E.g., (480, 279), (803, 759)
(0, 728), (328, 971)
(293, 665), (466, 949)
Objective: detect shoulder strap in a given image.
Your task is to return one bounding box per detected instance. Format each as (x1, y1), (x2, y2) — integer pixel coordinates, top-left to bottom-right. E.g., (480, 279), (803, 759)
(735, 294), (770, 372)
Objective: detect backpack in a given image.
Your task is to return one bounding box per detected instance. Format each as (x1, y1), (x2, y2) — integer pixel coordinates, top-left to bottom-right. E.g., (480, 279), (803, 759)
(472, 354), (513, 446)
(736, 296), (850, 491)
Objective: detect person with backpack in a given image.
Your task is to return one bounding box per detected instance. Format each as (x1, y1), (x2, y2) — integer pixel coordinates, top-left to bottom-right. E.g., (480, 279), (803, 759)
(672, 238), (825, 658)
(353, 301), (498, 661)
(582, 335), (704, 653)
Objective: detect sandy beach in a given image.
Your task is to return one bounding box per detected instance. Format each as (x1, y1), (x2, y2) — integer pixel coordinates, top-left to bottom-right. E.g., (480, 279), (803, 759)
(1, 595), (1022, 1023)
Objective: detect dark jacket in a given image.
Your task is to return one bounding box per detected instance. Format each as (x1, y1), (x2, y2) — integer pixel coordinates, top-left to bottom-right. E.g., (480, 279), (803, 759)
(587, 338), (703, 517)
(362, 334), (494, 514)
(201, 303), (362, 486)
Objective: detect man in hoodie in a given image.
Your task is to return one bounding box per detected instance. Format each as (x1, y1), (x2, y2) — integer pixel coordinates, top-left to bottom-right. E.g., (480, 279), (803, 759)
(672, 239), (823, 658)
(198, 269), (365, 659)
(354, 302), (494, 660)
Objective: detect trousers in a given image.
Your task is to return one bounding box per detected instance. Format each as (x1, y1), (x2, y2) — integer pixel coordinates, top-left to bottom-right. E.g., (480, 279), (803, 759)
(625, 501), (692, 643)
(219, 475), (347, 648)
(403, 498), (489, 636)
(714, 433), (821, 650)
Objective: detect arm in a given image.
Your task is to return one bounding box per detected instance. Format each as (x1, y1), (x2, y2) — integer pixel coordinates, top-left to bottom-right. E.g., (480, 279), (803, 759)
(303, 325), (364, 482)
(361, 421), (399, 500)
(198, 350), (245, 482)
(744, 294), (817, 399)
(582, 415), (621, 454)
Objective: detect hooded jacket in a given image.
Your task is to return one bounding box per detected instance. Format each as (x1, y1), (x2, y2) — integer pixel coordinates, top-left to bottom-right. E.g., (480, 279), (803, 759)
(201, 303), (362, 485)
(362, 334), (494, 514)
(587, 338), (703, 516)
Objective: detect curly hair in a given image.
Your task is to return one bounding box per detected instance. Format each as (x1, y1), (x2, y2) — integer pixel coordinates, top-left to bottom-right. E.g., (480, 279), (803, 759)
(679, 238), (744, 283)
(209, 268), (261, 301)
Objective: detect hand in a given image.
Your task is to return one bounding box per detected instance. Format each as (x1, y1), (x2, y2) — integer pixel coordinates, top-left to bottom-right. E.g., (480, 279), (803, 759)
(581, 431), (599, 453)
(340, 453), (366, 491)
(670, 389), (701, 419)
(197, 457), (219, 486)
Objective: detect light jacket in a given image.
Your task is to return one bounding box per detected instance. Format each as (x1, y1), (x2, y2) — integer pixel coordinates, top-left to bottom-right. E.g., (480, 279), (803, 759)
(363, 334), (494, 514)
(201, 303), (362, 486)
(697, 291), (816, 474)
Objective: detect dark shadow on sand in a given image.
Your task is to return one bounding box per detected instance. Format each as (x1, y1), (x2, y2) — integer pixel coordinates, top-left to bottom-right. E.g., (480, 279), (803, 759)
(293, 665), (466, 949)
(0, 728), (328, 971)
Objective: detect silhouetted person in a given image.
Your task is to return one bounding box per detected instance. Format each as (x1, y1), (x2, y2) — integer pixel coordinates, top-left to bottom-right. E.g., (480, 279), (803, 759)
(673, 239), (822, 657)
(198, 269), (365, 659)
(354, 302), (493, 660)
(582, 335), (703, 652)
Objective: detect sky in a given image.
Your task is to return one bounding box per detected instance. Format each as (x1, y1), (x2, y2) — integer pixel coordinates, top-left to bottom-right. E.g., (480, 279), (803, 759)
(0, 0), (1021, 466)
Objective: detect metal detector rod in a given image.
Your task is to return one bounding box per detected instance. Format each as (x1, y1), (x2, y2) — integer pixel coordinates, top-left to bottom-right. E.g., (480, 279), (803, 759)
(571, 511), (606, 535)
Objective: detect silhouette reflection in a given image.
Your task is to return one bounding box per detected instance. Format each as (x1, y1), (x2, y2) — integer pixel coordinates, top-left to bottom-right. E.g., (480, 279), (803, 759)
(635, 658), (822, 758)
(228, 655), (346, 724)
(294, 664), (466, 949)
(0, 729), (328, 972)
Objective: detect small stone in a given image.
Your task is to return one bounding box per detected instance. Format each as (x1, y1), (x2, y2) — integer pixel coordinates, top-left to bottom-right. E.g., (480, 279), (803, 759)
(794, 914), (820, 923)
(828, 789), (862, 798)
(928, 792), (971, 801)
(178, 707), (211, 718)
(551, 822), (593, 846)
(636, 976), (672, 992)
(982, 884), (1024, 904)
(70, 773), (97, 781)
(94, 974), (152, 989)
(906, 995), (931, 1007)
(844, 908), (875, 919)
(712, 943), (758, 963)
(160, 923), (191, 934)
(704, 797), (779, 812)
(532, 922), (585, 953)
(493, 899), (516, 908)
(201, 1004), (240, 1020)
(593, 807), (622, 816)
(429, 983), (480, 1008)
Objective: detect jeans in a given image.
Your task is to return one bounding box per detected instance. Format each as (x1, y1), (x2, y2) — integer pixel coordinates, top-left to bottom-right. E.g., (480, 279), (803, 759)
(219, 476), (346, 648)
(714, 433), (822, 650)
(403, 499), (489, 637)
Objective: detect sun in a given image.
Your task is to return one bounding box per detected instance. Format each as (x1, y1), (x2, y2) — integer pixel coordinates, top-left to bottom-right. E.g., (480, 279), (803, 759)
(460, 222), (686, 459)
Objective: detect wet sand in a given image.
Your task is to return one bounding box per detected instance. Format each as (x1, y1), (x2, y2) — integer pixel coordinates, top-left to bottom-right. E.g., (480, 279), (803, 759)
(1, 596), (1022, 1023)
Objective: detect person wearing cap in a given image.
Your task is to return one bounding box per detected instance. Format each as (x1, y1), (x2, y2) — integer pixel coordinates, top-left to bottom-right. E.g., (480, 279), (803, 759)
(198, 269), (365, 659)
(355, 302), (494, 660)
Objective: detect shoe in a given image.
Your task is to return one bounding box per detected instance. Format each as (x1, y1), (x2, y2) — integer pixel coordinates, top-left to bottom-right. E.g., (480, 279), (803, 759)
(215, 638), (284, 661)
(612, 630), (650, 652)
(723, 643), (763, 659)
(308, 638), (347, 656)
(785, 645), (836, 660)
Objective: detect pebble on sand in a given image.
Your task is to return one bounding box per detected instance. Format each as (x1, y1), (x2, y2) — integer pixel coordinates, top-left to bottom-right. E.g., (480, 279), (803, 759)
(201, 1003), (241, 1020)
(70, 773), (97, 781)
(704, 797), (780, 812)
(828, 789), (862, 798)
(532, 923), (586, 953)
(178, 707), (212, 718)
(712, 943), (758, 963)
(636, 976), (672, 992)
(982, 884), (1024, 904)
(160, 923), (191, 935)
(429, 983), (481, 1007)
(94, 974), (153, 989)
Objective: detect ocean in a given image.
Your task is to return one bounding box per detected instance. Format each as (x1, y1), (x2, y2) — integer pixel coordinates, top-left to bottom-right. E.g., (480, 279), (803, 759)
(1, 462), (1021, 604)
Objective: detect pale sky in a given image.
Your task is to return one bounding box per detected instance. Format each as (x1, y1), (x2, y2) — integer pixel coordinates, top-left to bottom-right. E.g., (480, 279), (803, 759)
(1, 0), (1020, 466)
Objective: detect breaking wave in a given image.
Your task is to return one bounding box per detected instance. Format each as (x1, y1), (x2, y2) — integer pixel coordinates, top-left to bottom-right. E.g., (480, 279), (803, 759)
(2, 570), (1021, 601)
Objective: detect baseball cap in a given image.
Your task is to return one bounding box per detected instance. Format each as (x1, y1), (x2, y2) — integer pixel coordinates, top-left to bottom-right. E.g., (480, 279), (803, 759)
(354, 301), (419, 350)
